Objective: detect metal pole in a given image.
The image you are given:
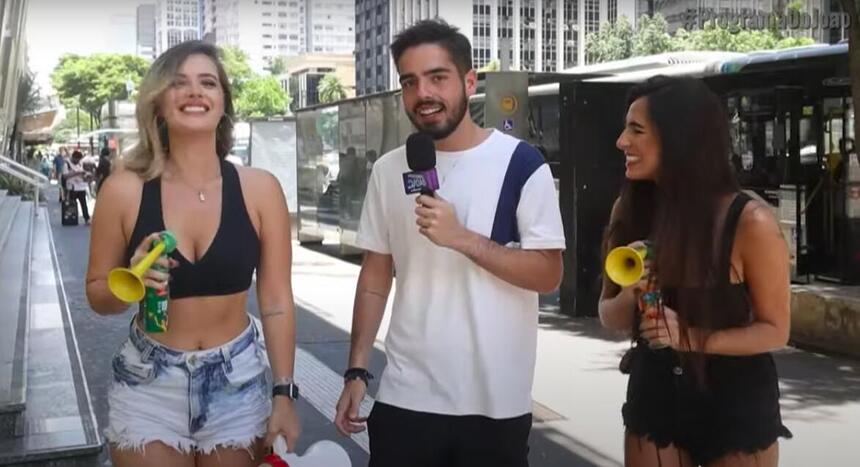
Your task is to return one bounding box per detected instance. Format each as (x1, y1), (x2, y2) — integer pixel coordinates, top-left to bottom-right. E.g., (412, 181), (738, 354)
(89, 113), (95, 155)
(76, 107), (81, 148)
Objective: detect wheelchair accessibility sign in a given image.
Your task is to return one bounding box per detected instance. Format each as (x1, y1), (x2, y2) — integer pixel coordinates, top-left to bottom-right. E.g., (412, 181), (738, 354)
(503, 118), (514, 131)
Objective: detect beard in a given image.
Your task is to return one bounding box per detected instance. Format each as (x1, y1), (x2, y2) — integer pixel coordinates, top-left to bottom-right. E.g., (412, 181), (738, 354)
(406, 85), (468, 141)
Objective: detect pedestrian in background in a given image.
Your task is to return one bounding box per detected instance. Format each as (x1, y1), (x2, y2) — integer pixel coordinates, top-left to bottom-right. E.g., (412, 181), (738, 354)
(85, 40), (300, 467)
(64, 150), (91, 224)
(334, 19), (565, 467)
(599, 76), (792, 467)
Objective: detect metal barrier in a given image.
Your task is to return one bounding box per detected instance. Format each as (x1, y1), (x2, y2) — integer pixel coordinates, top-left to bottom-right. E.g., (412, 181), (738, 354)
(0, 155), (50, 217)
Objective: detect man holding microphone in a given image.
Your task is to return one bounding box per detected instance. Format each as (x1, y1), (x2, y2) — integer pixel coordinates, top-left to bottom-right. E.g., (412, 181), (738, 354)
(334, 19), (566, 467)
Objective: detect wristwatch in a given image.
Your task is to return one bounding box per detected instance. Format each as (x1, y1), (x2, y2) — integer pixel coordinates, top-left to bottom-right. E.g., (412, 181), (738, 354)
(272, 379), (300, 400)
(343, 367), (374, 386)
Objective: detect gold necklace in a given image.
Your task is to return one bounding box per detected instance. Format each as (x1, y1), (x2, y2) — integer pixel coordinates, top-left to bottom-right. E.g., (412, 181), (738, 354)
(168, 172), (220, 203)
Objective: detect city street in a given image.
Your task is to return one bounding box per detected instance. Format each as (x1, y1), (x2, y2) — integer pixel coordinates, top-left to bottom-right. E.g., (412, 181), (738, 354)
(43, 188), (860, 466)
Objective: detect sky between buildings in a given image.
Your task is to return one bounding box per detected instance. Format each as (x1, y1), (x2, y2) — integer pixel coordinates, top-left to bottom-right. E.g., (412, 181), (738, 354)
(27, 0), (148, 94)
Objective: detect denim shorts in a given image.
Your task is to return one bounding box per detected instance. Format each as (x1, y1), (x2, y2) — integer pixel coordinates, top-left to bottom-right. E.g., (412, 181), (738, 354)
(104, 314), (271, 455)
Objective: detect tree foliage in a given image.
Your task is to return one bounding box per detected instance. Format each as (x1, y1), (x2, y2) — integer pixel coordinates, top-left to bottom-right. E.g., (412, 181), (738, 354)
(478, 59), (500, 72)
(51, 109), (95, 143)
(219, 45), (254, 93)
(234, 76), (290, 119)
(50, 53), (149, 126)
(633, 14), (675, 56)
(318, 73), (347, 103)
(16, 69), (40, 115)
(268, 55), (289, 76)
(585, 14), (816, 64)
(586, 16), (634, 63)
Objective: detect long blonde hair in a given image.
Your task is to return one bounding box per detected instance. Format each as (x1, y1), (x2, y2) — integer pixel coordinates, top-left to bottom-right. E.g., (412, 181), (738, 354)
(122, 41), (235, 180)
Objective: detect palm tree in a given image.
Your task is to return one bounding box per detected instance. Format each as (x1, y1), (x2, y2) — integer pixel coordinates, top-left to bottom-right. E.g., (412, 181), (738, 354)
(318, 73), (347, 104)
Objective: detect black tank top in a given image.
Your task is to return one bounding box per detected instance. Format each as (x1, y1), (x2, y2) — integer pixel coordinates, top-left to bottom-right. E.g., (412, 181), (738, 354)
(660, 192), (753, 330)
(124, 159), (260, 299)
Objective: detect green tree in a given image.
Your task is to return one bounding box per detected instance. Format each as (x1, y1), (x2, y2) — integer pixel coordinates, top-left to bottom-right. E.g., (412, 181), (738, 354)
(50, 53), (149, 126)
(671, 21), (814, 52)
(317, 73), (347, 103)
(16, 69), (40, 114)
(234, 76), (290, 119)
(268, 55), (289, 75)
(478, 59), (500, 72)
(219, 45), (254, 93)
(51, 110), (95, 143)
(632, 14), (675, 56)
(586, 16), (634, 63)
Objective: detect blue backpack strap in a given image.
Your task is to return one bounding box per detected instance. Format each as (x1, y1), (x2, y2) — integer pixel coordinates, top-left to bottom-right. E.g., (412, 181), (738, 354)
(490, 142), (546, 245)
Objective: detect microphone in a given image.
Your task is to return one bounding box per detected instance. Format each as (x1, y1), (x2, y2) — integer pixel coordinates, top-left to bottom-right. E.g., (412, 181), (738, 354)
(403, 132), (439, 196)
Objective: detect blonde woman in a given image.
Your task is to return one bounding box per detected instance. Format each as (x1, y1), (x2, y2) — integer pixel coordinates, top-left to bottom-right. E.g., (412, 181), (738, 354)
(86, 41), (300, 466)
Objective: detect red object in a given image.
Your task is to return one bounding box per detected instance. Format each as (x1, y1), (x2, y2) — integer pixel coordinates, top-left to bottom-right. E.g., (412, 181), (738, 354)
(260, 453), (290, 467)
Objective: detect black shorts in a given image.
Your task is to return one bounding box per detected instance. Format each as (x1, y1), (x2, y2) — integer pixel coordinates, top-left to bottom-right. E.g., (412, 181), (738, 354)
(367, 402), (531, 467)
(622, 343), (792, 465)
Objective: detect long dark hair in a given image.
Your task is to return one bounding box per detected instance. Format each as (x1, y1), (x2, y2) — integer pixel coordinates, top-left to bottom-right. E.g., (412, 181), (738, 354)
(604, 76), (739, 377)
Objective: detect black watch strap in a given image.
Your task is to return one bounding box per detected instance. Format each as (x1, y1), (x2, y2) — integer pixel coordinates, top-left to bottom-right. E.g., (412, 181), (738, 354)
(272, 383), (300, 400)
(343, 367), (374, 386)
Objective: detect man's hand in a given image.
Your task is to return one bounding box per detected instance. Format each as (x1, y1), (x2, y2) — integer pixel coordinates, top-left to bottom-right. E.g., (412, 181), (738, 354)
(415, 194), (471, 250)
(334, 380), (368, 436)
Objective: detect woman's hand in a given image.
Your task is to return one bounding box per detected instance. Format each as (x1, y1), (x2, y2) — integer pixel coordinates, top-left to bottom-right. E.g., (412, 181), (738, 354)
(639, 305), (682, 350)
(265, 397), (301, 452)
(128, 232), (178, 291)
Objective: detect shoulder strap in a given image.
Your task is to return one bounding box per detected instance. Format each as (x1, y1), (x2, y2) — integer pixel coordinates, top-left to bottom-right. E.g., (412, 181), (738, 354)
(718, 192), (752, 282)
(489, 141), (545, 245)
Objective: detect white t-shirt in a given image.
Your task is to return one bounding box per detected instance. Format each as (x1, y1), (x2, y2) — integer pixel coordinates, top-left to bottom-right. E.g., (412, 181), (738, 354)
(356, 129), (566, 418)
(64, 161), (89, 192)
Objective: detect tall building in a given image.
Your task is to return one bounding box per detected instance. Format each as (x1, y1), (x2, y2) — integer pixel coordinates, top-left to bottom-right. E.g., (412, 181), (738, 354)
(281, 54), (356, 111)
(355, 0), (390, 95)
(0, 0), (29, 154)
(109, 13), (139, 55)
(155, 0), (202, 57)
(201, 0), (217, 43)
(137, 4), (157, 60)
(205, 1), (354, 73)
(307, 0), (357, 54)
(355, 0), (637, 96)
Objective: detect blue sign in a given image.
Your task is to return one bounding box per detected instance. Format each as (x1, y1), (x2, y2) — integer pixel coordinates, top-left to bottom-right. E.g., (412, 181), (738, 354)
(503, 118), (514, 131)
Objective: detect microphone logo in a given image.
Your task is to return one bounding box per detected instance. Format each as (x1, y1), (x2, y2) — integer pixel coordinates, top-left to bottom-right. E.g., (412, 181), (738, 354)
(403, 170), (440, 195)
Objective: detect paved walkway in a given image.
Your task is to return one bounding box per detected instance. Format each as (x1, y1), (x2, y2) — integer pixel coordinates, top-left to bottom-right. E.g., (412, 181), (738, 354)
(47, 181), (860, 465)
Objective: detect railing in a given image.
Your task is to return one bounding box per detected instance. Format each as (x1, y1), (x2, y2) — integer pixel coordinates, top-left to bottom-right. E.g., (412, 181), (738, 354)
(0, 155), (50, 216)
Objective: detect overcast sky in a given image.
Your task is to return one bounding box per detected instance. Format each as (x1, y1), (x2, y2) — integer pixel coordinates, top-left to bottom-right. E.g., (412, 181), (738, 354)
(26, 0), (147, 93)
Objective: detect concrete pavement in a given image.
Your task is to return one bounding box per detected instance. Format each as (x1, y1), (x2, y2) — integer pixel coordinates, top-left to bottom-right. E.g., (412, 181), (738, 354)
(46, 186), (860, 466)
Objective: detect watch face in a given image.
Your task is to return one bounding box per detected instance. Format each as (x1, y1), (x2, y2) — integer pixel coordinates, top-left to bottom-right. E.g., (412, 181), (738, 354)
(274, 384), (299, 400)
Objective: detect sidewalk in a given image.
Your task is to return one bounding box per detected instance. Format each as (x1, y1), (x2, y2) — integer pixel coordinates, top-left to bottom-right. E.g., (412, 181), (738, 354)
(290, 242), (860, 466)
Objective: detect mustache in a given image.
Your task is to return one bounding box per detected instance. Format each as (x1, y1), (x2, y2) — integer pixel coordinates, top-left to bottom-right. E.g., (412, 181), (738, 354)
(413, 100), (445, 111)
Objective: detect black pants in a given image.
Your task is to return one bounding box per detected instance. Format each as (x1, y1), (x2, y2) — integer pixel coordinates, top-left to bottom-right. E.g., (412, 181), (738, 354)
(368, 402), (531, 467)
(68, 190), (89, 222)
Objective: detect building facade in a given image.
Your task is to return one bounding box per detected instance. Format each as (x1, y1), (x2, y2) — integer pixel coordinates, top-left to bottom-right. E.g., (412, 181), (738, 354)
(204, 0), (354, 73)
(355, 0), (390, 95)
(155, 0), (202, 56)
(281, 54), (355, 111)
(137, 4), (157, 60)
(0, 0), (29, 155)
(355, 0), (637, 96)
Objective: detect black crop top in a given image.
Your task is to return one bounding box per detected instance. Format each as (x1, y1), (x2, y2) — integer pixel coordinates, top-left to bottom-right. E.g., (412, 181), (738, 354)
(634, 193), (754, 336)
(124, 158), (260, 299)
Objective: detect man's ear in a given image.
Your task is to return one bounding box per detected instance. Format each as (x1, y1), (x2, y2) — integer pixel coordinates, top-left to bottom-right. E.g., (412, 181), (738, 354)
(464, 69), (478, 97)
